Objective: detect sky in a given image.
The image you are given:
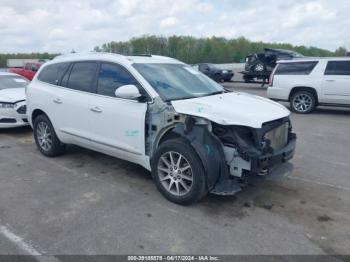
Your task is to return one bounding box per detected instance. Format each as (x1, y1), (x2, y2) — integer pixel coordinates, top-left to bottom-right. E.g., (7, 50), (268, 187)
(0, 0), (349, 53)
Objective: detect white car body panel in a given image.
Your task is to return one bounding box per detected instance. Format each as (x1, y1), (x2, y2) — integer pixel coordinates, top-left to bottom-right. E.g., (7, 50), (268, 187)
(87, 94), (148, 166)
(268, 57), (350, 106)
(172, 92), (290, 128)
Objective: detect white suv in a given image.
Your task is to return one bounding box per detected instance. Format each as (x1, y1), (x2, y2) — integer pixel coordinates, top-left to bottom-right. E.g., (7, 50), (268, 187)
(27, 53), (296, 205)
(268, 57), (350, 113)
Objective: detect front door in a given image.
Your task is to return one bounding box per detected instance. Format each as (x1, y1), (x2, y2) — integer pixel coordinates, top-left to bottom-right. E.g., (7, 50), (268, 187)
(88, 62), (148, 167)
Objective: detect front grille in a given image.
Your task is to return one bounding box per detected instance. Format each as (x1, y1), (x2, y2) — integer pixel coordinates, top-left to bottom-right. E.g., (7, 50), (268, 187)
(0, 118), (17, 123)
(17, 105), (27, 114)
(265, 122), (289, 151)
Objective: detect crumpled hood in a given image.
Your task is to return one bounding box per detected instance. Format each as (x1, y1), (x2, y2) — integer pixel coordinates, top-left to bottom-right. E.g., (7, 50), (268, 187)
(171, 92), (290, 128)
(0, 88), (26, 103)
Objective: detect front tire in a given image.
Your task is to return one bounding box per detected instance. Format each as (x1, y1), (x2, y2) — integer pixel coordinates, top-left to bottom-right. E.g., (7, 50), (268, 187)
(33, 114), (65, 157)
(290, 91), (316, 114)
(151, 138), (207, 205)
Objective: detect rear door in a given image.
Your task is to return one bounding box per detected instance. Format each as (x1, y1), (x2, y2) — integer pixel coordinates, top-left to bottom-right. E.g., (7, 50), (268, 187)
(52, 61), (99, 146)
(88, 62), (148, 166)
(322, 61), (350, 104)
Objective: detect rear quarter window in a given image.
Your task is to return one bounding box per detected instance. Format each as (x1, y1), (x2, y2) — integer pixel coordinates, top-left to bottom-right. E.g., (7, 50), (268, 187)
(37, 63), (70, 85)
(325, 61), (350, 75)
(275, 61), (318, 75)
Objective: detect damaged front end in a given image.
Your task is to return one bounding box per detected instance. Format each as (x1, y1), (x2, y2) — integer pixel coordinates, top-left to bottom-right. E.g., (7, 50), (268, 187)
(146, 98), (296, 196)
(212, 117), (296, 184)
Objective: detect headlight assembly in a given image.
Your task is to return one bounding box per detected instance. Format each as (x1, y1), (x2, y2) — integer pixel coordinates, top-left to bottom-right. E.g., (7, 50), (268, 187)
(0, 102), (15, 109)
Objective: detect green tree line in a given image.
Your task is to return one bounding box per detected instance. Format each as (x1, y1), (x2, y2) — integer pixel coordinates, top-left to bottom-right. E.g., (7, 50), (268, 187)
(94, 35), (348, 64)
(1, 36), (347, 67)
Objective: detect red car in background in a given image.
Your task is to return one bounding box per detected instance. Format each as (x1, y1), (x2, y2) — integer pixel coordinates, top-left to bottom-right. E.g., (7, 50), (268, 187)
(8, 62), (42, 81)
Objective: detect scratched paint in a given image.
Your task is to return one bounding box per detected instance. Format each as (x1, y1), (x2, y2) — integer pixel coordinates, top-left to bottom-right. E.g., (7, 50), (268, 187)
(197, 107), (204, 113)
(125, 130), (140, 137)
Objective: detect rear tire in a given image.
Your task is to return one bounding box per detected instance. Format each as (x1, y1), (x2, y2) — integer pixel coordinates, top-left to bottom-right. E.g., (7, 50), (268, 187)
(151, 138), (207, 205)
(33, 115), (65, 157)
(290, 90), (316, 114)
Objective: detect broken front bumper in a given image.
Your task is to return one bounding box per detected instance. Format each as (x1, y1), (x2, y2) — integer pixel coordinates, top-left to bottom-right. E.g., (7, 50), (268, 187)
(255, 135), (296, 174)
(173, 120), (296, 196)
(211, 136), (296, 196)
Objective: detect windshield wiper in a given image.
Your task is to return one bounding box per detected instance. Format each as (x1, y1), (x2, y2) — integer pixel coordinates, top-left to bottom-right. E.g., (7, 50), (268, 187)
(166, 95), (196, 102)
(199, 90), (225, 97)
(166, 91), (226, 102)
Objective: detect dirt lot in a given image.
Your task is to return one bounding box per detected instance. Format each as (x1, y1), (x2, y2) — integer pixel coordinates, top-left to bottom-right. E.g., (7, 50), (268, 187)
(0, 82), (349, 257)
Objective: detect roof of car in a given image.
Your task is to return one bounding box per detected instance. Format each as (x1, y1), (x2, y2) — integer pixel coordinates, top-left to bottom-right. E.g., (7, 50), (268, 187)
(278, 57), (350, 63)
(51, 52), (183, 65)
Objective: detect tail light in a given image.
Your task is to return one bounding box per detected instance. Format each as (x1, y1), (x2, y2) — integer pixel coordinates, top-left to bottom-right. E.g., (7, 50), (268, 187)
(269, 66), (277, 86)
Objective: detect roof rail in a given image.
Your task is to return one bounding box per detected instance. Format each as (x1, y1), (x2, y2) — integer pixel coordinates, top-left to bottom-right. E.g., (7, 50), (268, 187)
(53, 51), (124, 60)
(130, 54), (152, 57)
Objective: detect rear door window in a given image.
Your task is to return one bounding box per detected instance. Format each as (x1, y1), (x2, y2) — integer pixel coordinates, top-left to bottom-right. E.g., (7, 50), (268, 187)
(37, 63), (70, 85)
(66, 62), (98, 93)
(325, 61), (350, 75)
(275, 62), (318, 75)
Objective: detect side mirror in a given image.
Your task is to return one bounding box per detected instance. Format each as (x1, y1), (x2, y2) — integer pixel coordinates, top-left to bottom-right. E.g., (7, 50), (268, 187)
(115, 84), (142, 100)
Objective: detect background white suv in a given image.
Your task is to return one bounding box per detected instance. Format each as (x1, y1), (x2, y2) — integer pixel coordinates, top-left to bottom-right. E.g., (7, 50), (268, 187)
(268, 57), (350, 113)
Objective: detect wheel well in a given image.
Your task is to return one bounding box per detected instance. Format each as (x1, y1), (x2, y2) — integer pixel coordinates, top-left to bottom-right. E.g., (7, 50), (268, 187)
(158, 129), (181, 147)
(289, 86), (319, 104)
(31, 109), (47, 123)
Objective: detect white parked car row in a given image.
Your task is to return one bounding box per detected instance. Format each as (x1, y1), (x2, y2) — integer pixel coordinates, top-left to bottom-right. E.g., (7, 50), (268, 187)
(25, 53), (296, 204)
(268, 57), (350, 113)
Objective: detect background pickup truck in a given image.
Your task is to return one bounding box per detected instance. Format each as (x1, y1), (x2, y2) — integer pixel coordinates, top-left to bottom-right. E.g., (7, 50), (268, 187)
(8, 62), (42, 80)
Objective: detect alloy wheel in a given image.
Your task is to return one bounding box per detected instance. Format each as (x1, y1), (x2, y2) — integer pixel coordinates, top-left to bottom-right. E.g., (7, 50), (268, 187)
(157, 151), (193, 196)
(292, 93), (313, 113)
(36, 121), (53, 151)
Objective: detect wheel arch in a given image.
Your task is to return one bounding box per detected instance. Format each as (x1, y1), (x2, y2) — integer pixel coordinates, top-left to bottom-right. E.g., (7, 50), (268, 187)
(31, 109), (49, 124)
(152, 125), (182, 158)
(151, 121), (230, 193)
(289, 86), (319, 104)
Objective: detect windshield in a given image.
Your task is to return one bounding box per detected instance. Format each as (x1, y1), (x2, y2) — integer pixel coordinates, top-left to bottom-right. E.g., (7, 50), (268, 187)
(133, 63), (224, 101)
(0, 75), (29, 90)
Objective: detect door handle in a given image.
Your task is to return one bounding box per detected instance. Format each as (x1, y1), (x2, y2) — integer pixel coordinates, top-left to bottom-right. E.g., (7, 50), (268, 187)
(326, 79), (335, 82)
(90, 106), (102, 113)
(53, 98), (63, 104)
